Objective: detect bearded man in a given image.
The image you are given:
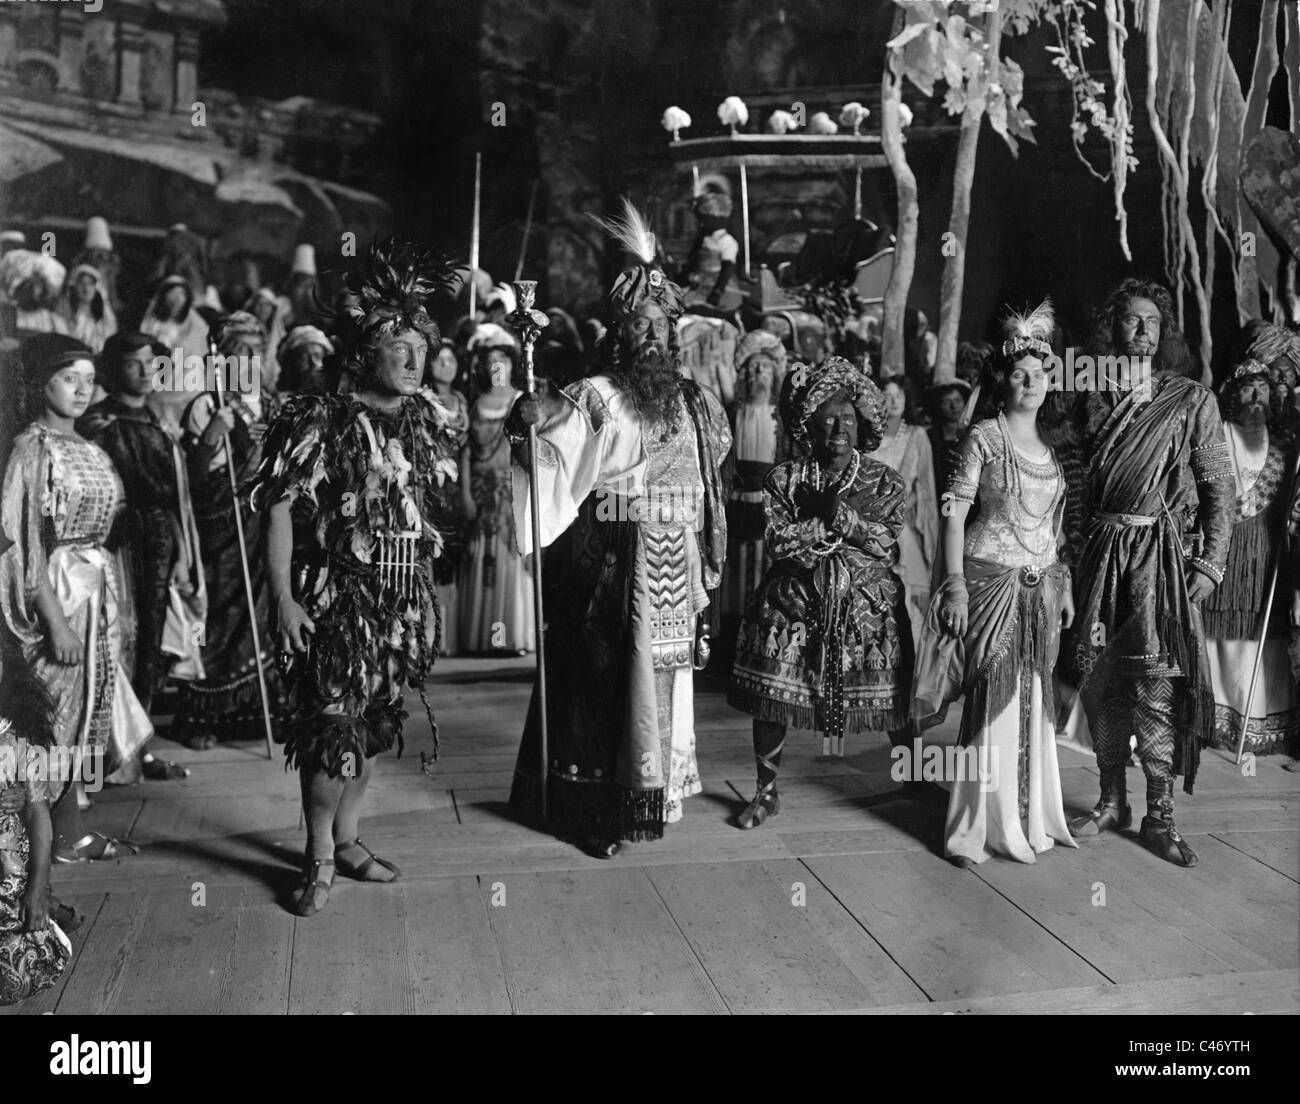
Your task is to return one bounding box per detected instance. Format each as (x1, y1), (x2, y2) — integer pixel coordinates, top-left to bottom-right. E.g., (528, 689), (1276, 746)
(1070, 278), (1234, 867)
(507, 200), (733, 858)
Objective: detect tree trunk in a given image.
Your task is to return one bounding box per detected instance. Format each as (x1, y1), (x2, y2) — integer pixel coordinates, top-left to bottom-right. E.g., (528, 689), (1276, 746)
(880, 34), (918, 380)
(934, 10), (1003, 384)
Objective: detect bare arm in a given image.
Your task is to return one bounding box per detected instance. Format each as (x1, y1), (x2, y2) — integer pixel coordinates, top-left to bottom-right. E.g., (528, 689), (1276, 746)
(20, 797), (52, 931)
(266, 497), (313, 652)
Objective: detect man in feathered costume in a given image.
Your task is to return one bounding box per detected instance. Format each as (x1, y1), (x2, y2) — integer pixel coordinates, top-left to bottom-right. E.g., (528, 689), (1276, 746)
(246, 241), (463, 916)
(507, 200), (733, 858)
(1069, 278), (1234, 867)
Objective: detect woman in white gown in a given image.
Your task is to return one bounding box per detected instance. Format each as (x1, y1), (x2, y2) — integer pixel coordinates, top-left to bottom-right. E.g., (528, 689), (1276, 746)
(913, 302), (1077, 866)
(459, 326), (535, 653)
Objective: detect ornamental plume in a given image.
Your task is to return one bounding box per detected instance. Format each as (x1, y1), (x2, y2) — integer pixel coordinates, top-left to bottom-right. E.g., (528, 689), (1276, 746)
(342, 238), (460, 343)
(590, 198), (657, 266)
(999, 298), (1056, 360)
(337, 239), (460, 380)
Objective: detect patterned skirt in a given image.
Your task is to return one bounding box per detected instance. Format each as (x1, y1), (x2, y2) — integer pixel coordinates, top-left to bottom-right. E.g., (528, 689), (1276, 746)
(0, 809), (71, 1006)
(729, 558), (913, 739)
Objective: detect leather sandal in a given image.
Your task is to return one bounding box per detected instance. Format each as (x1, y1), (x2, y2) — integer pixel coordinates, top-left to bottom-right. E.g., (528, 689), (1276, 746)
(737, 783), (780, 830)
(142, 757), (190, 780)
(334, 837), (400, 881)
(293, 859), (334, 916)
(1068, 798), (1133, 837)
(50, 896), (85, 933)
(53, 832), (140, 864)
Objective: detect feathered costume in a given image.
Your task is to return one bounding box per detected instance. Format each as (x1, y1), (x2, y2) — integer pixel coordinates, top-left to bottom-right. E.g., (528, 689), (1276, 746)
(244, 241), (462, 777)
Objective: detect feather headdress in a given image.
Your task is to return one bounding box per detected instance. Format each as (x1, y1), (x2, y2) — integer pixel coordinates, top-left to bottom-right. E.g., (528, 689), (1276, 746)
(1000, 298), (1055, 360)
(593, 198), (685, 325)
(342, 239), (460, 344)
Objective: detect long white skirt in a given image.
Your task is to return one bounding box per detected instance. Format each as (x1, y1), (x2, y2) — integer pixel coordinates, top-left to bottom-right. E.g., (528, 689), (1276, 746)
(945, 673), (1077, 864)
(458, 532), (535, 654)
(1207, 637), (1300, 755)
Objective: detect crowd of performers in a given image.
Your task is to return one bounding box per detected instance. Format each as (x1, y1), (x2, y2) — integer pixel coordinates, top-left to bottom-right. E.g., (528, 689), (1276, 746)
(3, 205), (1300, 1002)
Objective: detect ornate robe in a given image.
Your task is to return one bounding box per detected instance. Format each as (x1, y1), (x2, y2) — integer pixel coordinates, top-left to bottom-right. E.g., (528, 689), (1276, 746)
(508, 375), (731, 839)
(1072, 374), (1234, 791)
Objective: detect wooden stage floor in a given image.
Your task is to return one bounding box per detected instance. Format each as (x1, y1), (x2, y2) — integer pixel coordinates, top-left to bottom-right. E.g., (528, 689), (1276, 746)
(7, 656), (1298, 1015)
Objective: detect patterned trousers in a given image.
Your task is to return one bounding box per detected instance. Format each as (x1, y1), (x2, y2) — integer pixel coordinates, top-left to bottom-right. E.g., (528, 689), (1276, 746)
(1084, 676), (1178, 783)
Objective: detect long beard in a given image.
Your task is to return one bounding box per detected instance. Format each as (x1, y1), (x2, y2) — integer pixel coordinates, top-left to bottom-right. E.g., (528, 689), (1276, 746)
(612, 342), (684, 432)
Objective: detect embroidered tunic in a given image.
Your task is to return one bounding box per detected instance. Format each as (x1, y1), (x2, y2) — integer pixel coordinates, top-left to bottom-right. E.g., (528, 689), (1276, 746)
(729, 453), (913, 740)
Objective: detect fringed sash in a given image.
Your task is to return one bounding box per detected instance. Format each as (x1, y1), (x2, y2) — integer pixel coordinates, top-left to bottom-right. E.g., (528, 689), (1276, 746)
(913, 557), (1067, 745)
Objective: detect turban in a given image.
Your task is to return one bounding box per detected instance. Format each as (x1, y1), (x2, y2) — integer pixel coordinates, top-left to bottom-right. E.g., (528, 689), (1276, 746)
(467, 322), (519, 352)
(278, 325), (333, 361)
(22, 333), (93, 382)
(694, 190), (733, 219)
(215, 310), (266, 354)
(781, 355), (886, 454)
(605, 263), (686, 327)
(1244, 323), (1300, 386)
(735, 329), (786, 368)
(595, 198), (686, 326)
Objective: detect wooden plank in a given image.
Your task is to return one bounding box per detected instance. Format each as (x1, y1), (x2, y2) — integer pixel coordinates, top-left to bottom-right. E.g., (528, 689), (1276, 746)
(843, 967), (1300, 1016)
(49, 886), (292, 1014)
(646, 859), (927, 1012)
(1062, 834), (1300, 970)
(484, 866), (728, 1014)
(972, 836), (1274, 981)
(402, 878), (513, 1014)
(806, 851), (1107, 1000)
(288, 879), (413, 1014)
(1211, 830), (1300, 883)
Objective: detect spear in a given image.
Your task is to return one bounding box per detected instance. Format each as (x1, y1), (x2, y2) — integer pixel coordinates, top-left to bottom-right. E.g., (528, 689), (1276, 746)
(514, 179), (539, 282)
(507, 281), (551, 819)
(468, 151), (482, 318)
(1236, 444), (1300, 764)
(209, 334), (275, 759)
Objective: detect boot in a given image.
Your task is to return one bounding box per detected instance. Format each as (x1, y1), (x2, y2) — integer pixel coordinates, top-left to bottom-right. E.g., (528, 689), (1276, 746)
(1068, 764), (1132, 837)
(1138, 777), (1198, 867)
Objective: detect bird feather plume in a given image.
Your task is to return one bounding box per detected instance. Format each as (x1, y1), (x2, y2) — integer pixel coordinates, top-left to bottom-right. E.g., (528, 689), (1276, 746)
(349, 238), (461, 319)
(591, 198), (657, 265)
(1001, 297), (1055, 348)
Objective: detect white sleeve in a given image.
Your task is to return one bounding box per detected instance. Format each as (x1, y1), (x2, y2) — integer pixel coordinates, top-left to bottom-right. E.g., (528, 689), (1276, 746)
(511, 378), (639, 554)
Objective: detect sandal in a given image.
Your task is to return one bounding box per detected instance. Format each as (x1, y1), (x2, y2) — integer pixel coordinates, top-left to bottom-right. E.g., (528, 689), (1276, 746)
(334, 837), (401, 882)
(737, 783), (780, 830)
(53, 832), (141, 864)
(142, 757), (191, 780)
(50, 896), (85, 933)
(292, 859), (334, 917)
(183, 732), (218, 751)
